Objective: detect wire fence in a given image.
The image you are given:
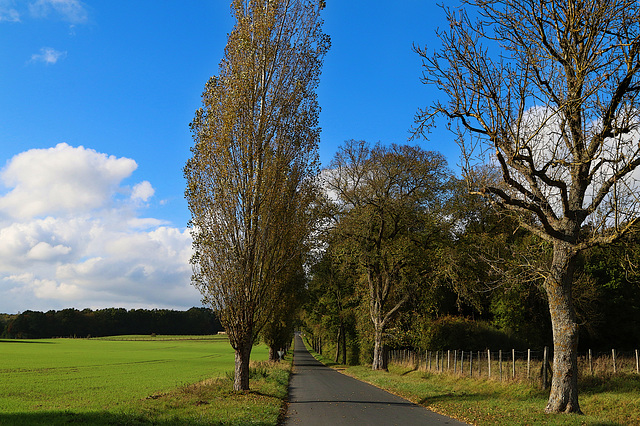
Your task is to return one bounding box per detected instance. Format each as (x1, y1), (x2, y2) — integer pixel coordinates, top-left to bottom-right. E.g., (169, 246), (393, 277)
(388, 347), (640, 387)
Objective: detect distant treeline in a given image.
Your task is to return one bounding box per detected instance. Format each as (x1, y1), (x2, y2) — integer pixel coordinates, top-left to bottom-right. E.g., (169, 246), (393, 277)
(0, 307), (223, 339)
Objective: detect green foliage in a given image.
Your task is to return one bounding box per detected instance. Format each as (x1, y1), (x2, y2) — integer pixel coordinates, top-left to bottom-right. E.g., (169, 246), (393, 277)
(322, 140), (455, 369)
(261, 268), (306, 359)
(303, 249), (360, 364)
(185, 0), (329, 391)
(576, 239), (640, 350)
(489, 283), (551, 349)
(1, 307), (222, 339)
(417, 316), (526, 351)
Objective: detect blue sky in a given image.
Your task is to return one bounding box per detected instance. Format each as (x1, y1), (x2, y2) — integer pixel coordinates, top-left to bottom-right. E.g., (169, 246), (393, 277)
(0, 1), (456, 313)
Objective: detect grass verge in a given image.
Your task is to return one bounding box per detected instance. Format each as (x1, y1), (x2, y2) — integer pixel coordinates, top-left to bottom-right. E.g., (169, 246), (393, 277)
(303, 343), (639, 425)
(120, 359), (293, 426)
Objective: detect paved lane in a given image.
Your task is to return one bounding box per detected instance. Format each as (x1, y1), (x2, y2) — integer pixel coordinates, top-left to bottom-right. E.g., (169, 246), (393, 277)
(284, 333), (468, 425)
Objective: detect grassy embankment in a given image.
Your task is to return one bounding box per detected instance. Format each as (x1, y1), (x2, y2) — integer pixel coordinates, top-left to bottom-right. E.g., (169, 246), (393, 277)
(0, 335), (291, 425)
(305, 343), (640, 426)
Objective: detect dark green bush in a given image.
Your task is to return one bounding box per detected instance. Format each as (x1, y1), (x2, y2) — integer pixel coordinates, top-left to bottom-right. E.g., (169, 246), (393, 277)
(419, 316), (527, 351)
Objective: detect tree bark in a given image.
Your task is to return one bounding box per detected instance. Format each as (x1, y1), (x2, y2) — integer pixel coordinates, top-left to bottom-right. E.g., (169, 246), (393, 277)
(372, 324), (388, 370)
(334, 326), (342, 364)
(268, 345), (278, 362)
(341, 323), (347, 365)
(544, 240), (582, 414)
(234, 342), (252, 391)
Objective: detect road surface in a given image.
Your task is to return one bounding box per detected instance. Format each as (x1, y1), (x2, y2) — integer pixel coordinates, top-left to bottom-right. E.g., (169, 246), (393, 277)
(284, 333), (468, 425)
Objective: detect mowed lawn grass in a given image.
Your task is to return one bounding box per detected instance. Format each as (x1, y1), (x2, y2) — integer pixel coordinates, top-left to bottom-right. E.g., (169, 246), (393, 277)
(0, 335), (289, 425)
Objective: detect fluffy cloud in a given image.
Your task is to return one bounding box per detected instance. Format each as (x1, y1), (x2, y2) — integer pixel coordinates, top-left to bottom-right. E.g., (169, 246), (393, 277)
(0, 144), (200, 313)
(0, 143), (136, 218)
(132, 181), (155, 202)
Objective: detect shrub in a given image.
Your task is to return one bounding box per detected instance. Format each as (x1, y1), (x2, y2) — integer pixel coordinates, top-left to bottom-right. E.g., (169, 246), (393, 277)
(418, 316), (527, 351)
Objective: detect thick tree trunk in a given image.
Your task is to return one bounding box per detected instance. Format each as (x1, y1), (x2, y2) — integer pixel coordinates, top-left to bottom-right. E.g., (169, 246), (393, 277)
(341, 323), (347, 365)
(371, 324), (388, 370)
(334, 327), (342, 364)
(544, 241), (582, 414)
(234, 342), (252, 391)
(268, 345), (278, 362)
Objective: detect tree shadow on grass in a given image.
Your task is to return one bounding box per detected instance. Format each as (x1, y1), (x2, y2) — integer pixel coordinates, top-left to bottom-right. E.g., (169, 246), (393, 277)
(400, 367), (418, 376)
(418, 391), (495, 406)
(0, 411), (275, 426)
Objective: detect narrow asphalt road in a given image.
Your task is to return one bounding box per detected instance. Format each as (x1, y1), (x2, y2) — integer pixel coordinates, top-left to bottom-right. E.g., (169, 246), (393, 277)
(284, 334), (468, 425)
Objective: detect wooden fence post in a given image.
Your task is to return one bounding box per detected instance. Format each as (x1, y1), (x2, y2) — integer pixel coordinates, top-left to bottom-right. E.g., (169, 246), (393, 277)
(461, 350), (464, 375)
(636, 349), (639, 374)
(488, 349), (491, 379)
(512, 349), (516, 379)
(527, 349), (531, 379)
(612, 349), (617, 374)
(478, 351), (481, 377)
(499, 349), (503, 382)
(447, 350), (451, 371)
(435, 351), (439, 372)
(454, 350), (458, 373)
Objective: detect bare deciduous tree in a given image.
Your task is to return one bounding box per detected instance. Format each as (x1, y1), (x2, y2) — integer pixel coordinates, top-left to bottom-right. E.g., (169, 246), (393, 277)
(185, 0), (328, 391)
(416, 0), (640, 413)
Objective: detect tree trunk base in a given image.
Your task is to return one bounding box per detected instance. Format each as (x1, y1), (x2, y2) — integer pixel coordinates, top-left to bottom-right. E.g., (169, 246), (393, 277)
(234, 345), (252, 391)
(545, 400), (583, 415)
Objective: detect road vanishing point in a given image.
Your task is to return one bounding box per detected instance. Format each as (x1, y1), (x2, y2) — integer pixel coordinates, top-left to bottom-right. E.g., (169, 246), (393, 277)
(284, 333), (468, 425)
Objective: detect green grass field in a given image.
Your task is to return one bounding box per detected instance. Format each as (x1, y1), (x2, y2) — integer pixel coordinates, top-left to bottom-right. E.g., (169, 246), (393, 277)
(0, 335), (289, 425)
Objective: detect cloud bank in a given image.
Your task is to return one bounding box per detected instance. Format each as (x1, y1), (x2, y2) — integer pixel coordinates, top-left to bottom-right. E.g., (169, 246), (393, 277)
(0, 144), (200, 313)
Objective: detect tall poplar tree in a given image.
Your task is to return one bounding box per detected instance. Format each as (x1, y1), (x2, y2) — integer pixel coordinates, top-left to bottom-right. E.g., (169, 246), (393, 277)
(185, 0), (329, 391)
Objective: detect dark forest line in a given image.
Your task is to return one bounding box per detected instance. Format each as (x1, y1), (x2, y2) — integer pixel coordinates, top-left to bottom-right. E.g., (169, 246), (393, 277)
(0, 307), (223, 339)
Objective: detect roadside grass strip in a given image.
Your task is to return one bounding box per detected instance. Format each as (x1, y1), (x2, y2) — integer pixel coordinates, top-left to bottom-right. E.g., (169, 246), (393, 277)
(302, 341), (639, 426)
(0, 336), (292, 425)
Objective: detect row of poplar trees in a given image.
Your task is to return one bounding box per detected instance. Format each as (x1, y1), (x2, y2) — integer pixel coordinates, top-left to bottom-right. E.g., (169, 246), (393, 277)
(185, 0), (640, 417)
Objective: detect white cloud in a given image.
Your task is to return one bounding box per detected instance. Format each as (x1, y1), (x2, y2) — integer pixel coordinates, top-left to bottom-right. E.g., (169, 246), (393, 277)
(27, 241), (72, 261)
(0, 144), (199, 313)
(503, 106), (640, 230)
(29, 0), (88, 24)
(29, 47), (67, 65)
(0, 143), (136, 218)
(132, 181), (154, 202)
